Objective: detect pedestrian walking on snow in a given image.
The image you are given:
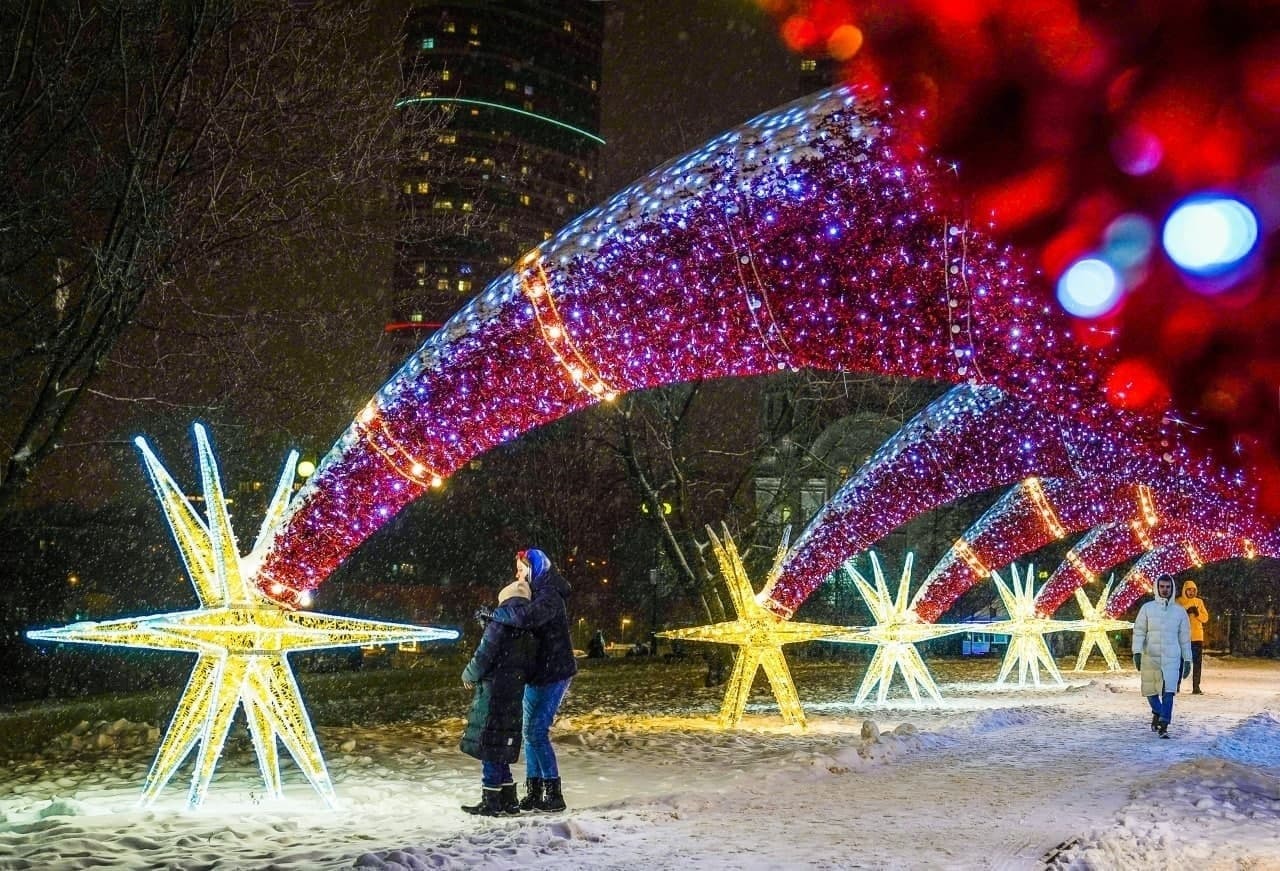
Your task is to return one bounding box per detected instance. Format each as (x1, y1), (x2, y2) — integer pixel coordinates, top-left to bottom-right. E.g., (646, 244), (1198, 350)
(459, 579), (537, 816)
(1132, 573), (1193, 738)
(1176, 580), (1209, 693)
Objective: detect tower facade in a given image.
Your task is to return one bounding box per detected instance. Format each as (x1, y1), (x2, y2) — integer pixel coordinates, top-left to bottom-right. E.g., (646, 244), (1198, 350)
(391, 1), (604, 336)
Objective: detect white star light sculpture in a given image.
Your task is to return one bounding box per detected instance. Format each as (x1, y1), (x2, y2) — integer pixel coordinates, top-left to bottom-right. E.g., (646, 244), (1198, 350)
(1069, 576), (1133, 673)
(988, 564), (1080, 688)
(658, 526), (848, 729)
(27, 425), (458, 810)
(829, 553), (966, 705)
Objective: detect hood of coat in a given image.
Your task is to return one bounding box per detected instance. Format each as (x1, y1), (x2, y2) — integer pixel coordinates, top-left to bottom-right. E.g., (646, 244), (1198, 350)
(1154, 578), (1176, 604)
(490, 596), (531, 626)
(1182, 580), (1199, 598)
(533, 567), (572, 600)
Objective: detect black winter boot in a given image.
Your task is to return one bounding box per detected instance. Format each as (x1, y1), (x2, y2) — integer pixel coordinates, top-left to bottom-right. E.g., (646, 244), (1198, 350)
(519, 777), (544, 811)
(1151, 711), (1160, 732)
(539, 777), (566, 812)
(461, 787), (508, 816)
(500, 783), (521, 814)
(1157, 720), (1170, 738)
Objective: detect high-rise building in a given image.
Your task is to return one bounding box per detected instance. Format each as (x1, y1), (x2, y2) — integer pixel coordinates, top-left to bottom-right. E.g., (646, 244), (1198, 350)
(389, 1), (605, 338)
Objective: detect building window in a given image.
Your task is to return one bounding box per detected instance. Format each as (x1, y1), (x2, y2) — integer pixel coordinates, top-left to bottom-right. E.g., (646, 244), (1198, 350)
(433, 199), (453, 210)
(566, 192), (578, 204)
(543, 230), (553, 240)
(460, 201), (473, 212)
(441, 69), (451, 81)
(418, 150), (430, 162)
(800, 59), (817, 72)
(416, 181), (430, 194)
(457, 280), (472, 292)
(463, 155), (477, 164)
(482, 157), (495, 167)
(519, 194), (531, 206)
(415, 263), (427, 275)
(498, 255), (513, 265)
(410, 312), (424, 323)
(443, 21), (456, 33)
(522, 99), (534, 110)
(498, 220), (510, 233)
(521, 165), (530, 176)
(436, 279), (449, 290)
(401, 182), (413, 194)
(469, 23), (479, 35)
(590, 79), (598, 92)
(421, 37), (434, 50)
(437, 132), (456, 145)
(504, 80), (517, 91)
(562, 20), (572, 32)
(524, 84), (534, 96)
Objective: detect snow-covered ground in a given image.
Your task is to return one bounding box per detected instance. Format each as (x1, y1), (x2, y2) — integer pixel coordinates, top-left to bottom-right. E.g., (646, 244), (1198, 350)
(1, 655), (1278, 870)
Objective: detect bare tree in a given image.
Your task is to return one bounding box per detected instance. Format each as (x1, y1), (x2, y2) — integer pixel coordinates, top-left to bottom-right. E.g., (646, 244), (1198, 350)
(0, 0), (450, 511)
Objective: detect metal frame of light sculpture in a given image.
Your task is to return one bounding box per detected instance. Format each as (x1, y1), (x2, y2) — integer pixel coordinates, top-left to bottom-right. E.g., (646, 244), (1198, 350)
(987, 564), (1078, 688)
(1068, 576), (1132, 672)
(827, 552), (966, 705)
(27, 425), (459, 810)
(657, 526), (847, 728)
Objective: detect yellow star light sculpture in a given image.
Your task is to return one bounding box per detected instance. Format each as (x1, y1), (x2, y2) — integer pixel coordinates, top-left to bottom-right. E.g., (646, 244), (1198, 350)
(1069, 576), (1133, 673)
(27, 424), (458, 810)
(829, 553), (966, 705)
(988, 563), (1080, 688)
(658, 526), (847, 729)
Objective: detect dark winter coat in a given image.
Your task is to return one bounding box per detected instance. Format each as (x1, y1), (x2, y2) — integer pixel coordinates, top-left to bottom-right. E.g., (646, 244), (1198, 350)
(508, 569), (578, 686)
(459, 597), (537, 763)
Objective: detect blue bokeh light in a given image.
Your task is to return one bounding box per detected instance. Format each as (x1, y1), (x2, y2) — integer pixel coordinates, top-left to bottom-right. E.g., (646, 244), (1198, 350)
(1162, 194), (1259, 277)
(1057, 257), (1122, 318)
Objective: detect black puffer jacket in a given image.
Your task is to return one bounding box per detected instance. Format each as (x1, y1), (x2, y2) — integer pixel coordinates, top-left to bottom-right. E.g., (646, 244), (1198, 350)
(459, 597), (537, 763)
(509, 569), (578, 686)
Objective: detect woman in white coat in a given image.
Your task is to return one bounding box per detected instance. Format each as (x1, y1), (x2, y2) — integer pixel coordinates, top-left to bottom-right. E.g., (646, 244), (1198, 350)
(1132, 573), (1193, 738)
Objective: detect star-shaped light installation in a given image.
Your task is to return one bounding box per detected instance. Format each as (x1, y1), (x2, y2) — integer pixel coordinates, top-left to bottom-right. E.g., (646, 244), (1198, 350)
(27, 425), (458, 810)
(827, 553), (965, 705)
(1068, 576), (1132, 673)
(987, 564), (1079, 688)
(658, 526), (847, 728)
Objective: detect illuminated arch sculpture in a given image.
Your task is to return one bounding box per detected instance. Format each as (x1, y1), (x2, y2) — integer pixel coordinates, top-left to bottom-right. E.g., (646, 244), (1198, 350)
(255, 86), (1193, 605)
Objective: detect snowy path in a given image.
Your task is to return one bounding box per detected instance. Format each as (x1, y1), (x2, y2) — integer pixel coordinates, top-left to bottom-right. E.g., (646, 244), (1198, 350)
(1, 658), (1278, 870)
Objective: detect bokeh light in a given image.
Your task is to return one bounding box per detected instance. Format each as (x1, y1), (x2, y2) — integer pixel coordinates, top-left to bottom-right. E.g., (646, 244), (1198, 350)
(1057, 257), (1122, 318)
(1162, 194), (1260, 278)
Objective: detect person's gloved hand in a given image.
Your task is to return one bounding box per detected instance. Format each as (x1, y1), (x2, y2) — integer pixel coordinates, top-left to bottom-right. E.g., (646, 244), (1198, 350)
(1133, 653), (1142, 670)
(1187, 605), (1199, 617)
(1182, 660), (1192, 679)
(473, 605), (493, 626)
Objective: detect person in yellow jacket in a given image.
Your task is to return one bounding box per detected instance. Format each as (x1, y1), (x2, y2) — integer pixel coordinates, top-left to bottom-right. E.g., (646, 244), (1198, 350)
(1176, 580), (1209, 694)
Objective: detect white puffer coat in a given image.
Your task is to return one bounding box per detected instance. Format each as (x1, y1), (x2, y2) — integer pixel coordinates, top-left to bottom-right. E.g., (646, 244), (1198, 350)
(1132, 591), (1193, 696)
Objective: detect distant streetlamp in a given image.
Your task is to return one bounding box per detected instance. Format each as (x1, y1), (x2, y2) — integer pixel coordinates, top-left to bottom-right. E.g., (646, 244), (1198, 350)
(296, 460), (317, 479)
(620, 616), (632, 644)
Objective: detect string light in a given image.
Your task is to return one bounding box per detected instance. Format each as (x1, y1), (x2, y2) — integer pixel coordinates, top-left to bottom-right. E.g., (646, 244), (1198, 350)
(26, 426), (458, 809)
(657, 526), (847, 728)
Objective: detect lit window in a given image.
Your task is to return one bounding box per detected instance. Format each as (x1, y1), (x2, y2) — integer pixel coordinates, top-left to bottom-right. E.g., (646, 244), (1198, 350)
(463, 155), (477, 164)
(443, 21), (455, 33)
(418, 151), (430, 162)
(461, 201), (473, 212)
(409, 312), (424, 323)
(401, 182), (413, 194)
(469, 23), (478, 35)
(590, 79), (598, 92)
(421, 37), (434, 50)
(521, 165), (530, 176)
(498, 221), (510, 232)
(562, 20), (572, 32)
(497, 255), (513, 265)
(566, 192), (578, 204)
(441, 69), (451, 81)
(504, 80), (517, 91)
(416, 277), (427, 287)
(482, 157), (495, 167)
(415, 263), (427, 274)
(800, 59), (817, 71)
(457, 280), (472, 292)
(519, 194), (531, 206)
(416, 181), (430, 194)
(522, 100), (533, 110)
(579, 166), (588, 178)
(436, 279), (449, 290)
(437, 133), (456, 144)
(543, 230), (553, 240)
(433, 200), (453, 210)
(524, 85), (534, 96)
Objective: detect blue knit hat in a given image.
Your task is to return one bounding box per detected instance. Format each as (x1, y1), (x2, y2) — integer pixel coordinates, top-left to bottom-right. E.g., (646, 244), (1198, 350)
(519, 548), (551, 582)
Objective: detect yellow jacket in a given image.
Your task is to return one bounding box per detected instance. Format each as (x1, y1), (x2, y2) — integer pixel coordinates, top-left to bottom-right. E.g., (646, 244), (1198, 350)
(1176, 581), (1209, 643)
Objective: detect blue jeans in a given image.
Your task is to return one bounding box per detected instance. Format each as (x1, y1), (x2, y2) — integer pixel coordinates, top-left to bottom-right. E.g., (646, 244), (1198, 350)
(523, 678), (571, 779)
(1147, 692), (1174, 723)
(482, 759), (512, 789)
